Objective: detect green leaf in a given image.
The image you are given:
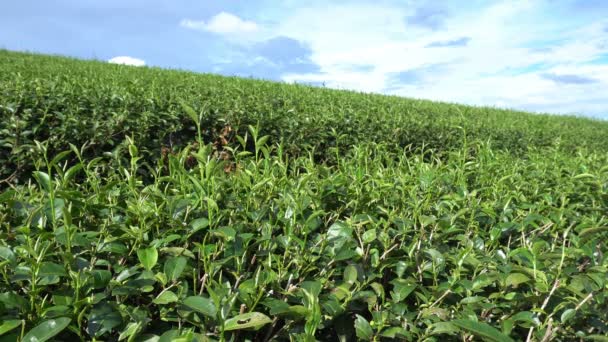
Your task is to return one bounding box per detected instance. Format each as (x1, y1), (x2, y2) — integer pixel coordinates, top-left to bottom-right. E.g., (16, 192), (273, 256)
(153, 291), (179, 305)
(561, 308), (576, 323)
(224, 312), (272, 331)
(22, 317), (71, 342)
(0, 292), (26, 310)
(262, 298), (290, 315)
(160, 247), (195, 259)
(180, 101), (199, 125)
(508, 311), (537, 324)
(159, 330), (180, 342)
(425, 248), (445, 265)
(343, 264), (358, 285)
(370, 282), (385, 300)
(253, 135), (269, 150)
(183, 296), (216, 319)
(390, 279), (416, 303)
(573, 173), (596, 180)
(118, 322), (141, 341)
(380, 326), (410, 338)
(87, 304), (122, 337)
(327, 221), (353, 242)
(136, 334), (161, 342)
(283, 305), (308, 319)
(211, 226), (236, 240)
(137, 247), (158, 271)
(419, 215), (437, 226)
(451, 319), (514, 342)
(505, 273), (530, 288)
(354, 314), (373, 341)
(89, 270), (112, 289)
(321, 299), (344, 316)
(584, 335), (608, 341)
(429, 322), (459, 336)
(301, 280), (322, 297)
(33, 171), (52, 193)
(116, 266), (140, 282)
(362, 229), (377, 243)
(64, 163), (83, 182)
(0, 320), (22, 336)
(0, 247), (15, 264)
(578, 226), (608, 245)
(189, 217), (209, 235)
(39, 262), (67, 277)
(49, 150), (72, 168)
(164, 257), (187, 282)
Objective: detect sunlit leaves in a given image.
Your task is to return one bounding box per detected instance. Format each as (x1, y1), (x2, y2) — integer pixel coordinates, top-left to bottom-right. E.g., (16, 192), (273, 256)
(0, 49), (607, 341)
(451, 319), (514, 342)
(183, 296), (217, 319)
(137, 247), (158, 271)
(22, 318), (71, 342)
(224, 312), (272, 331)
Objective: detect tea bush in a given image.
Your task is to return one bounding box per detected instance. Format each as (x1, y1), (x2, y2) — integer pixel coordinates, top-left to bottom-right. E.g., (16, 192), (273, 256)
(0, 50), (607, 341)
(2, 50), (608, 184)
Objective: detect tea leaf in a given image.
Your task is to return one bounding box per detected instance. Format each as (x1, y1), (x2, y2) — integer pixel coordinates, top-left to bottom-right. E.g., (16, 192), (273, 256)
(183, 296), (216, 319)
(0, 320), (21, 336)
(22, 317), (71, 342)
(153, 291), (179, 305)
(505, 273), (531, 288)
(87, 305), (122, 337)
(561, 309), (576, 323)
(354, 315), (373, 341)
(164, 257), (187, 282)
(137, 247), (158, 271)
(451, 319), (514, 342)
(344, 264), (358, 285)
(224, 312), (272, 331)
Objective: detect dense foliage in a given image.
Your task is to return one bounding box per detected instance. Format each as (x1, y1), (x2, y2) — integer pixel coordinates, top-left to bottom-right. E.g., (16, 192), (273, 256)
(0, 50), (607, 341)
(2, 50), (608, 184)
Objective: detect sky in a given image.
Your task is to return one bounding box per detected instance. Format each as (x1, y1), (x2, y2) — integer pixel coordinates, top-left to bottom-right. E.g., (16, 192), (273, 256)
(1, 0), (607, 119)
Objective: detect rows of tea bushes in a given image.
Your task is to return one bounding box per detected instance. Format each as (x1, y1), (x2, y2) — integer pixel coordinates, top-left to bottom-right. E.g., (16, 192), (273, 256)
(0, 50), (607, 341)
(0, 131), (607, 341)
(2, 50), (608, 185)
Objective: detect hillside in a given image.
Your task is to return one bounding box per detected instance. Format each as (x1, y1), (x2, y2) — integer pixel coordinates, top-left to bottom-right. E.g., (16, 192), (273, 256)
(0, 50), (607, 341)
(2, 50), (608, 183)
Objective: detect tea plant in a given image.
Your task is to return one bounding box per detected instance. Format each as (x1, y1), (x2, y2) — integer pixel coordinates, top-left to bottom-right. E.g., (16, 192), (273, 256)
(0, 50), (607, 341)
(2, 49), (608, 185)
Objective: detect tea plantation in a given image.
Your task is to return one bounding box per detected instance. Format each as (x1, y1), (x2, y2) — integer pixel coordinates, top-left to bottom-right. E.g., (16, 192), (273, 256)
(0, 50), (607, 341)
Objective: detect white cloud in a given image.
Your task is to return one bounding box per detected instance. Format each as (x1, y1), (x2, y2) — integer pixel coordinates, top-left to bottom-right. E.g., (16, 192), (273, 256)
(181, 12), (258, 35)
(273, 1), (608, 117)
(108, 56), (145, 67)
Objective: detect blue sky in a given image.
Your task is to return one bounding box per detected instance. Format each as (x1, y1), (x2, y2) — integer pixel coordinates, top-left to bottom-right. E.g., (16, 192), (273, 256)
(1, 0), (607, 119)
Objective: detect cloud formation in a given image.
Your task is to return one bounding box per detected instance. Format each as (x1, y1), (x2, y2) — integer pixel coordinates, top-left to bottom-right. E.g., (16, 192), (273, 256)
(426, 37), (471, 48)
(274, 1), (608, 118)
(252, 36), (319, 73)
(213, 36), (320, 80)
(4, 0), (605, 118)
(541, 73), (598, 84)
(406, 5), (448, 30)
(108, 56), (145, 66)
(180, 12), (258, 34)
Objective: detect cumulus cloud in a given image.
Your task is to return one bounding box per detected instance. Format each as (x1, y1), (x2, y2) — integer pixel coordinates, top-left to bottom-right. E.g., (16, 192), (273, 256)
(273, 1), (608, 117)
(212, 36), (320, 80)
(180, 12), (258, 34)
(108, 56), (145, 66)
